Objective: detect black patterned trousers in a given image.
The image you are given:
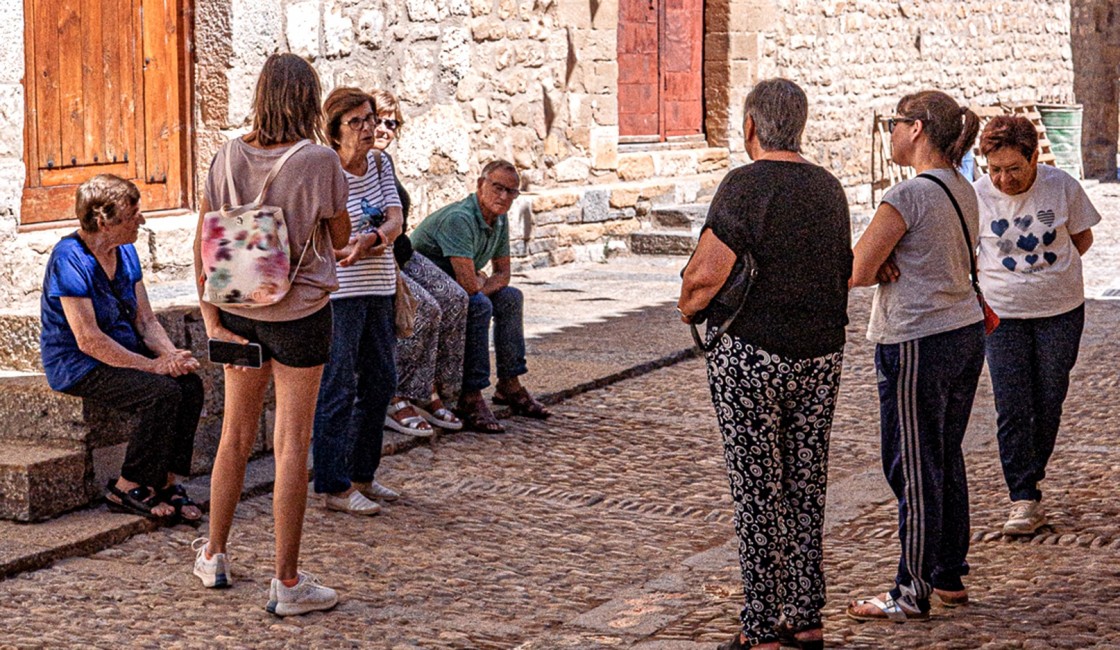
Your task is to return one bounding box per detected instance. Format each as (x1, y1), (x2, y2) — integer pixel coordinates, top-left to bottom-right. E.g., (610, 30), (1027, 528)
(705, 333), (843, 647)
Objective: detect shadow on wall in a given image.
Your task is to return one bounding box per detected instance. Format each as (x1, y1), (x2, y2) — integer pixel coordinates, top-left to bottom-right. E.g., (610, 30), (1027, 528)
(1071, 0), (1120, 179)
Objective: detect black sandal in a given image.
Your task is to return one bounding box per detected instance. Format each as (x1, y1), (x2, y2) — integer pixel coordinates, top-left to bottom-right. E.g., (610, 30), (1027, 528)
(159, 484), (203, 526)
(717, 631), (748, 650)
(105, 480), (169, 520)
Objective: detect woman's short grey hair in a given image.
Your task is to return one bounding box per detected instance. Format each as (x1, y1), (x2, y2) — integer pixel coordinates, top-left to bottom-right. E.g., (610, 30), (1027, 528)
(75, 174), (140, 232)
(743, 78), (808, 153)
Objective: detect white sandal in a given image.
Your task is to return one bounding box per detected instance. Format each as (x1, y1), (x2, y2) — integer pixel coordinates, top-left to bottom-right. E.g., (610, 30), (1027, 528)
(384, 400), (433, 437)
(413, 401), (463, 430)
(846, 593), (928, 622)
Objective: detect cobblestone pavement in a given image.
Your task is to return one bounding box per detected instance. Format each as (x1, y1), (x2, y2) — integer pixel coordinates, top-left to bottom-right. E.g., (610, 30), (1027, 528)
(1, 289), (1118, 649)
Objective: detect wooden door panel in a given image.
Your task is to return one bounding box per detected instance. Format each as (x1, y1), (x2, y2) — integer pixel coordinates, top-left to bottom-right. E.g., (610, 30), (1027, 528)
(660, 0), (703, 137)
(22, 0), (187, 224)
(617, 0), (659, 138)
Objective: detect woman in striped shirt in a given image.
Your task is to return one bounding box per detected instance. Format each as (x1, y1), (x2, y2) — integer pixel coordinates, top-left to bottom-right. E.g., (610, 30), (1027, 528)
(311, 87), (404, 516)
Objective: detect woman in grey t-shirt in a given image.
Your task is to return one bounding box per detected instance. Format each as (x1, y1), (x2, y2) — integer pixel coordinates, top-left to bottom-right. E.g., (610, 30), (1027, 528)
(847, 90), (984, 623)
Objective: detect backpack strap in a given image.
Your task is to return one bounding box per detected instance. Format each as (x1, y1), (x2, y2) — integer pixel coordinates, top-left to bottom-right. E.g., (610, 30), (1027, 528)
(222, 139), (313, 207)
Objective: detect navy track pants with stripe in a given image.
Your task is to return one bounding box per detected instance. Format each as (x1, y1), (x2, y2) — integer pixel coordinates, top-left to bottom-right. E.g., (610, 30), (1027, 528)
(875, 322), (984, 613)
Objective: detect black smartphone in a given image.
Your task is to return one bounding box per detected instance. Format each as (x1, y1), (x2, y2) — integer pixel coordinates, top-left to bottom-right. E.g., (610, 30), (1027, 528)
(207, 339), (263, 368)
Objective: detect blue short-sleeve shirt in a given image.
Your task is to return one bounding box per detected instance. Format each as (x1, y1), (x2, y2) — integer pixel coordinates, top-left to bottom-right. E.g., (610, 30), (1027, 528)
(40, 234), (144, 391)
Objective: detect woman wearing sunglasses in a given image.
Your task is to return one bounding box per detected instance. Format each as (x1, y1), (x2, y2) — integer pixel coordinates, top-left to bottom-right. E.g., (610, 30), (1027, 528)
(371, 89), (470, 437)
(848, 90), (983, 623)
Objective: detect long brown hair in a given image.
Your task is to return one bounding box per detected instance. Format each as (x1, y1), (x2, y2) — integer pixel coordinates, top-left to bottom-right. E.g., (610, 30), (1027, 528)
(249, 53), (325, 146)
(896, 90), (980, 168)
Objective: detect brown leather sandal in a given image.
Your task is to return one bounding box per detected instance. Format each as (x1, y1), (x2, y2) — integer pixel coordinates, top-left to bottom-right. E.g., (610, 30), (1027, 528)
(457, 399), (505, 434)
(492, 387), (551, 419)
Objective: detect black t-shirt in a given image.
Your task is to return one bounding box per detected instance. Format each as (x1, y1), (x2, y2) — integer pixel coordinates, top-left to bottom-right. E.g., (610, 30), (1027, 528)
(705, 160), (852, 359)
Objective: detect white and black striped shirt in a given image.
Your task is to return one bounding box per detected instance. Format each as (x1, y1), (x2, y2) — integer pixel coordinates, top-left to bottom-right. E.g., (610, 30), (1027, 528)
(334, 152), (401, 299)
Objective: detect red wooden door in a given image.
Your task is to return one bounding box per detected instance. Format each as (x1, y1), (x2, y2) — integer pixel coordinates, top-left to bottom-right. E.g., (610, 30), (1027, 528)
(660, 0), (704, 137)
(22, 0), (190, 225)
(618, 0), (660, 138)
(617, 0), (704, 141)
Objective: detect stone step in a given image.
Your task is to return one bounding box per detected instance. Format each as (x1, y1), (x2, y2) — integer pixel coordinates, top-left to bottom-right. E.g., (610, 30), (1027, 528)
(649, 203), (709, 229)
(0, 374), (87, 448)
(629, 231), (696, 256)
(0, 442), (89, 522)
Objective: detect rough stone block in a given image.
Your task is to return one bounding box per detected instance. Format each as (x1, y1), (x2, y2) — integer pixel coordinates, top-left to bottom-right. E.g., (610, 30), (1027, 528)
(554, 157), (591, 182)
(580, 190), (611, 223)
(0, 376), (86, 447)
(0, 4), (24, 85)
(618, 154), (655, 181)
(531, 192), (580, 212)
(630, 231), (696, 256)
(698, 148), (731, 173)
(323, 3), (354, 58)
(285, 1), (321, 59)
(609, 189), (640, 209)
(358, 9), (386, 49)
(590, 126), (619, 171)
(0, 443), (87, 522)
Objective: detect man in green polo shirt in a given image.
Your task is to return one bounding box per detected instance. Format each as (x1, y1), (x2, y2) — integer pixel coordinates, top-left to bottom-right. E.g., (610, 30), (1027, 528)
(411, 160), (550, 433)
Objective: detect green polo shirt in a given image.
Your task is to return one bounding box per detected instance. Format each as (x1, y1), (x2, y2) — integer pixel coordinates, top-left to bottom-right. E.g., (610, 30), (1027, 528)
(411, 194), (510, 275)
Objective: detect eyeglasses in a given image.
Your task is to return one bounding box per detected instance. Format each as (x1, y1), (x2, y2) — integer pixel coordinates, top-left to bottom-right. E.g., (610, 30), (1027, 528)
(887, 116), (916, 133)
(375, 118), (399, 132)
(345, 114), (377, 131)
(486, 179), (521, 198)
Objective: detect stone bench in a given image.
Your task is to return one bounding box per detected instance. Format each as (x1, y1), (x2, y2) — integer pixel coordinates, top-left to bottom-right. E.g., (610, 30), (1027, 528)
(0, 305), (274, 521)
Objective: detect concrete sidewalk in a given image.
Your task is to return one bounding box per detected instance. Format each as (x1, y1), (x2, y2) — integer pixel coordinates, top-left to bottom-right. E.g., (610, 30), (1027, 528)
(0, 255), (694, 579)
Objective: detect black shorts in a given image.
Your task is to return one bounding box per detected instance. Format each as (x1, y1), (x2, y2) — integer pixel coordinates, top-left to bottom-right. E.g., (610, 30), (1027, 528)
(218, 303), (332, 368)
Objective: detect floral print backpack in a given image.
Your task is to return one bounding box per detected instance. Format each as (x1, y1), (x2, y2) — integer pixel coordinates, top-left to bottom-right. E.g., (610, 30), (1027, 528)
(200, 140), (315, 308)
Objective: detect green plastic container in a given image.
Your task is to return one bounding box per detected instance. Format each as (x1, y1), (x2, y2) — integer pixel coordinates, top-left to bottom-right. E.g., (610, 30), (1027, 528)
(1037, 104), (1083, 178)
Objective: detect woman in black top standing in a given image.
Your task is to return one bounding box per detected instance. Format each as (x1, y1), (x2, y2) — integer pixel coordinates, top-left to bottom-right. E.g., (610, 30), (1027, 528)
(679, 78), (852, 650)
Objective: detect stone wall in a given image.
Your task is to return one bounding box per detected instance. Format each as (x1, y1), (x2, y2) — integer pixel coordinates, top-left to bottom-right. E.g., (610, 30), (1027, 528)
(746, 0), (1077, 204)
(1071, 0), (1120, 179)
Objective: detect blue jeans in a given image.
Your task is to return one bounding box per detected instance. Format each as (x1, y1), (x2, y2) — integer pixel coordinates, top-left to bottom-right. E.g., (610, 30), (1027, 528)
(876, 322), (984, 612)
(463, 286), (528, 393)
(312, 295), (397, 494)
(985, 304), (1084, 502)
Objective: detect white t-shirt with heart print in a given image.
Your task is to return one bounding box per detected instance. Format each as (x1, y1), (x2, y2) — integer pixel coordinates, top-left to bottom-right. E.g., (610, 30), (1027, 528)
(974, 164), (1101, 319)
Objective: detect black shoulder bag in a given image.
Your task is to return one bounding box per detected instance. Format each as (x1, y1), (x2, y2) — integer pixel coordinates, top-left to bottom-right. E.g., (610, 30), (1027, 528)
(681, 247), (759, 352)
(917, 173), (1000, 335)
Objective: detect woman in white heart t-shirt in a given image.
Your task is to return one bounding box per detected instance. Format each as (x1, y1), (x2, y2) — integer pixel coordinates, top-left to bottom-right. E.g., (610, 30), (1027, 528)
(974, 115), (1100, 538)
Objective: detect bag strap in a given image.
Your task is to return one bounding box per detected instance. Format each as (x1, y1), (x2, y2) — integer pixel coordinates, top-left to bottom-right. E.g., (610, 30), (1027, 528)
(917, 172), (982, 298)
(222, 139), (312, 206)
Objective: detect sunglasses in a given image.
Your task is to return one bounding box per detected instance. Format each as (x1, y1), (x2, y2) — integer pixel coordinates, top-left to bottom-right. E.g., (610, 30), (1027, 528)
(887, 116), (917, 133)
(375, 118), (399, 132)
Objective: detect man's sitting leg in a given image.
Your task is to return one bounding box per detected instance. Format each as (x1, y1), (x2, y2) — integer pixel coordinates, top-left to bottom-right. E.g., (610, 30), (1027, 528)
(457, 291), (505, 433)
(490, 286), (550, 419)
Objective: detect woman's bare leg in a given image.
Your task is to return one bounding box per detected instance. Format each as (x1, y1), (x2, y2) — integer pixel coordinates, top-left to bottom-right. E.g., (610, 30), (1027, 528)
(206, 365), (271, 555)
(271, 360), (325, 581)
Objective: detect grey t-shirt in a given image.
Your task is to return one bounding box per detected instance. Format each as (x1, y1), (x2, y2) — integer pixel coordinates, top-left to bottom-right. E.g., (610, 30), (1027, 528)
(204, 138), (349, 322)
(867, 168), (983, 344)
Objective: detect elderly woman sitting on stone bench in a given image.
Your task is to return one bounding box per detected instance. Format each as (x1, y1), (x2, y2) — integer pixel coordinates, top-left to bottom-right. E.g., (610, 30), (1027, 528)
(39, 174), (204, 524)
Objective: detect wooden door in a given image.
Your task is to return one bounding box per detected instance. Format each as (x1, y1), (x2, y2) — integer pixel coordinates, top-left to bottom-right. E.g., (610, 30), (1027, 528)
(618, 0), (660, 138)
(617, 0), (704, 141)
(22, 0), (190, 225)
(660, 0), (704, 137)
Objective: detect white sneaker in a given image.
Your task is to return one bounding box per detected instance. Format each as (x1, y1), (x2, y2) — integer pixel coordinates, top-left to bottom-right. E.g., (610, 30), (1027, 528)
(324, 490), (382, 516)
(266, 572), (338, 616)
(191, 537), (230, 588)
(1003, 499), (1046, 535)
(355, 480), (400, 502)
